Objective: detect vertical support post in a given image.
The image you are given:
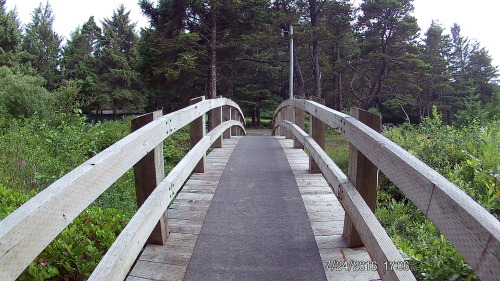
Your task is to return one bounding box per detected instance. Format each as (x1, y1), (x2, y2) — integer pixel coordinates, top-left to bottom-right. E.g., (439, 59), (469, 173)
(132, 110), (168, 245)
(190, 97), (206, 173)
(285, 105), (295, 139)
(280, 107), (287, 137)
(211, 96), (223, 148)
(294, 96), (305, 149)
(343, 107), (382, 247)
(309, 96), (325, 173)
(231, 107), (237, 136)
(223, 105), (231, 139)
(239, 115), (244, 136)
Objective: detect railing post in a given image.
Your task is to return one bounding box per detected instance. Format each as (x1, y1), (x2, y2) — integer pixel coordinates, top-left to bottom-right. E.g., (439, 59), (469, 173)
(279, 108), (287, 136)
(309, 96), (325, 173)
(223, 105), (231, 139)
(239, 115), (244, 136)
(132, 110), (168, 245)
(343, 107), (382, 247)
(211, 96), (223, 148)
(294, 96), (305, 149)
(190, 97), (206, 173)
(285, 104), (295, 140)
(231, 107), (237, 136)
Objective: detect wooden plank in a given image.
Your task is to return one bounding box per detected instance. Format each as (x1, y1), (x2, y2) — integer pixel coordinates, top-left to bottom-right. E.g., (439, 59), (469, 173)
(88, 122), (243, 281)
(211, 103), (223, 148)
(344, 107), (382, 247)
(223, 105), (231, 139)
(132, 110), (168, 245)
(294, 96), (306, 149)
(286, 105), (295, 139)
(126, 137), (240, 281)
(0, 97), (244, 280)
(277, 121), (415, 280)
(128, 261), (186, 281)
(309, 96), (325, 173)
(279, 137), (381, 281)
(190, 97), (206, 173)
(275, 99), (500, 280)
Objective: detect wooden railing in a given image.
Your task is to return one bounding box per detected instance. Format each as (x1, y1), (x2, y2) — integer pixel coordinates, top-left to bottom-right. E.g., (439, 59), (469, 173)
(0, 97), (245, 280)
(273, 98), (500, 281)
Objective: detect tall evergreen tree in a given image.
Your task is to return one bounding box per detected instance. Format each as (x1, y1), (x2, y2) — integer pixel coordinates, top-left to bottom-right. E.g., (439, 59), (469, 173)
(99, 4), (145, 112)
(61, 16), (102, 112)
(0, 0), (21, 66)
(21, 1), (62, 90)
(417, 21), (453, 119)
(349, 0), (420, 110)
(448, 24), (498, 122)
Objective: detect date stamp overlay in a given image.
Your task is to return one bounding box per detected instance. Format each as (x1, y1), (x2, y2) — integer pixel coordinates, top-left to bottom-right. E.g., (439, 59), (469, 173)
(323, 260), (410, 272)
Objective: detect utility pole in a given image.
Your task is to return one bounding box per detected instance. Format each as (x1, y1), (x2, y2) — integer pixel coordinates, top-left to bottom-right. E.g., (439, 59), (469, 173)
(289, 25), (294, 100)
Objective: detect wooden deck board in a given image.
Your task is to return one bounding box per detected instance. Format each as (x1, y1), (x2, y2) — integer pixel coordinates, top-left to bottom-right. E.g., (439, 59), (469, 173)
(126, 137), (241, 281)
(279, 138), (381, 281)
(128, 136), (381, 281)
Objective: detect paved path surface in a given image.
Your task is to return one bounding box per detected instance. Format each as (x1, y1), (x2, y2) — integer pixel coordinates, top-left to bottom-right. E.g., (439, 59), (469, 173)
(183, 136), (327, 281)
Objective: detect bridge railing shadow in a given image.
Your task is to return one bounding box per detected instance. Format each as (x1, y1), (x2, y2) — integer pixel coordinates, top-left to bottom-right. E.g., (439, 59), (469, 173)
(0, 96), (245, 281)
(272, 97), (500, 281)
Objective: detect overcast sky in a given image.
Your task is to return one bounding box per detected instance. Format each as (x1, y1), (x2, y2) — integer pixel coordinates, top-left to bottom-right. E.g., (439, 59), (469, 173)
(5, 0), (500, 68)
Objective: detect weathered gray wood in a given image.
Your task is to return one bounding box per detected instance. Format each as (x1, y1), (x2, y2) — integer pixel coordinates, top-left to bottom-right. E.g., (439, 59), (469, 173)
(223, 105), (231, 139)
(275, 97), (500, 279)
(294, 96), (305, 149)
(309, 96), (325, 173)
(132, 110), (168, 245)
(277, 120), (416, 280)
(344, 107), (382, 247)
(127, 137), (240, 281)
(89, 121), (243, 281)
(211, 99), (223, 148)
(285, 105), (295, 139)
(231, 107), (238, 136)
(190, 97), (206, 173)
(279, 137), (380, 281)
(0, 97), (244, 281)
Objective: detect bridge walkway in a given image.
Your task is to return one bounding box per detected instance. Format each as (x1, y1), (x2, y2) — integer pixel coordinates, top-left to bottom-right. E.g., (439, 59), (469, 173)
(127, 136), (379, 281)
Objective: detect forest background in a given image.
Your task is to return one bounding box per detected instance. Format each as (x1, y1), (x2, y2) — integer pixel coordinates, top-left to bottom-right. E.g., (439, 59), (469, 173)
(0, 0), (498, 280)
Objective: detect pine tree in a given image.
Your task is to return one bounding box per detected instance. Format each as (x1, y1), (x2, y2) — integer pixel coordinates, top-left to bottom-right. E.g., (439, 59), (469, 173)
(0, 0), (21, 66)
(349, 0), (420, 110)
(417, 21), (453, 119)
(21, 1), (62, 90)
(99, 4), (145, 113)
(61, 16), (102, 112)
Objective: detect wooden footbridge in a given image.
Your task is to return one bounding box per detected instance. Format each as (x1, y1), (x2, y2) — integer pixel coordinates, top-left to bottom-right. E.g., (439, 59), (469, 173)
(1, 97), (499, 281)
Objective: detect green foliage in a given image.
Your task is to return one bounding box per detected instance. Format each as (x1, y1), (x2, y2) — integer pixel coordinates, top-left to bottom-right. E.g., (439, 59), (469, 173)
(0, 114), (130, 191)
(17, 206), (130, 281)
(21, 1), (62, 90)
(163, 126), (191, 173)
(0, 183), (36, 219)
(379, 114), (499, 279)
(0, 66), (53, 121)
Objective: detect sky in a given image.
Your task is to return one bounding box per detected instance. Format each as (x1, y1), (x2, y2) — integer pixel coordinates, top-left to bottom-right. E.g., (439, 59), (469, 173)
(5, 0), (500, 68)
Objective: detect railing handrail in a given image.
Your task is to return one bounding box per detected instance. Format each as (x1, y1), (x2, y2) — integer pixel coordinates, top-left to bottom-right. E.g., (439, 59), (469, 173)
(276, 120), (416, 280)
(273, 98), (500, 280)
(89, 120), (244, 280)
(0, 97), (245, 280)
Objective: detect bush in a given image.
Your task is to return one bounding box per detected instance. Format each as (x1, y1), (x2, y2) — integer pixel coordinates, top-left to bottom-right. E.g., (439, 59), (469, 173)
(18, 207), (130, 281)
(0, 66), (53, 121)
(379, 110), (499, 280)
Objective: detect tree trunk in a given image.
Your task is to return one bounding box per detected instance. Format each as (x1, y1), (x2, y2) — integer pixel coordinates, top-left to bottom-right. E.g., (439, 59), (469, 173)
(208, 3), (218, 99)
(293, 42), (306, 97)
(257, 107), (261, 128)
(333, 43), (343, 111)
(309, 0), (322, 98)
(207, 3), (218, 131)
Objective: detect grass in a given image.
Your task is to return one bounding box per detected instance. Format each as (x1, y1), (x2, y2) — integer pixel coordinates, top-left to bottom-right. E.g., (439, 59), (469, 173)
(324, 135), (350, 174)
